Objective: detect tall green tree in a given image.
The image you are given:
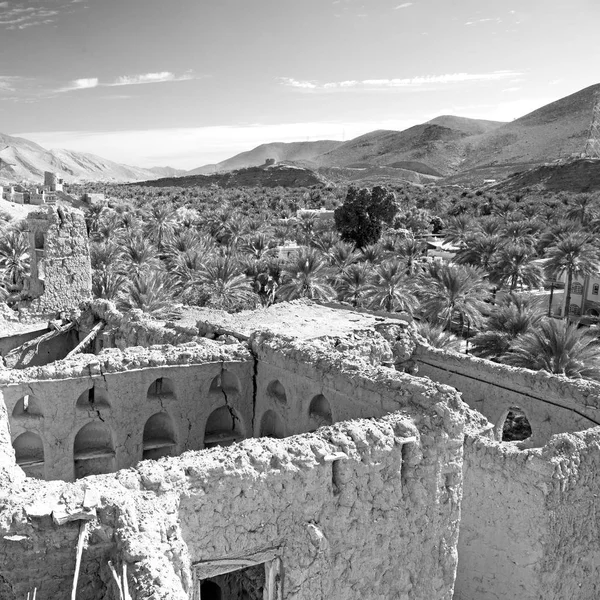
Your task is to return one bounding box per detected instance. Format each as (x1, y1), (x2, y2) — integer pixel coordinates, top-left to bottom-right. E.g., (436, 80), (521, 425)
(277, 248), (335, 301)
(334, 186), (398, 248)
(364, 259), (418, 314)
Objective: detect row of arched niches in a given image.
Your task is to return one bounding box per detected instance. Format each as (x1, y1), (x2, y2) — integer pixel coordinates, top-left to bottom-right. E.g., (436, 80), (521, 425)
(10, 369), (335, 481)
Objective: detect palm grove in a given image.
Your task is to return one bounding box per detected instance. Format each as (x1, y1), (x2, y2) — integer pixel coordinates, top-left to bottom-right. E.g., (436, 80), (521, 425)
(1, 181), (600, 380)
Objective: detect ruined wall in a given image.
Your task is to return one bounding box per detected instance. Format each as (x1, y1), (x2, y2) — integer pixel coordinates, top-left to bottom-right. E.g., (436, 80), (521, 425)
(1, 339), (253, 481)
(415, 345), (600, 446)
(24, 206), (92, 314)
(0, 375), (466, 600)
(455, 427), (600, 600)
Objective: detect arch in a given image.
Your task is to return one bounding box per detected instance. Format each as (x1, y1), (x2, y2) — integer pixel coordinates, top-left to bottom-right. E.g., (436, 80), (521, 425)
(500, 407), (532, 442)
(259, 409), (285, 439)
(73, 421), (115, 479)
(200, 581), (222, 600)
(13, 432), (44, 467)
(266, 380), (287, 404)
(143, 412), (177, 460)
(587, 308), (600, 317)
(204, 406), (243, 448)
(12, 395), (43, 418)
(147, 377), (175, 399)
(308, 394), (333, 430)
(76, 386), (111, 410)
(209, 370), (241, 396)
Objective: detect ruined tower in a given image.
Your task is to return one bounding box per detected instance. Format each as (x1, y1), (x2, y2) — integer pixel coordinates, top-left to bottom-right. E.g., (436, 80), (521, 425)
(23, 205), (92, 314)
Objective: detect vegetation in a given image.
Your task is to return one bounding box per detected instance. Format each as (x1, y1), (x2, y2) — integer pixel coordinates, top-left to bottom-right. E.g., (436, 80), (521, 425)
(2, 180), (600, 381)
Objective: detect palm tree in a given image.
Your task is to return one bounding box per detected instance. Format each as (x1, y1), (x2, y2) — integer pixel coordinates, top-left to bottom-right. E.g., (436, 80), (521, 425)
(92, 270), (127, 301)
(470, 293), (544, 359)
(565, 193), (599, 226)
(327, 241), (359, 273)
(397, 237), (426, 275)
(144, 204), (176, 250)
(277, 248), (335, 301)
(195, 256), (255, 310)
(240, 233), (269, 260)
(118, 271), (180, 319)
(489, 245), (544, 292)
(335, 263), (372, 307)
(443, 215), (472, 247)
(0, 229), (29, 289)
(544, 233), (600, 320)
(118, 234), (161, 278)
(504, 318), (600, 380)
(363, 259), (418, 314)
(416, 262), (490, 331)
(416, 321), (461, 352)
(454, 234), (504, 271)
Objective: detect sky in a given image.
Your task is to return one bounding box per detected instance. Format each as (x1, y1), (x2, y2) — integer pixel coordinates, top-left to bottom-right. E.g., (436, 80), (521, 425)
(0, 0), (599, 170)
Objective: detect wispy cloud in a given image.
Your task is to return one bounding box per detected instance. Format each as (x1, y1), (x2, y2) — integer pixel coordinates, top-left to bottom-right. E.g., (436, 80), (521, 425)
(109, 71), (195, 87)
(0, 75), (22, 92)
(0, 0), (86, 30)
(55, 71), (197, 93)
(279, 71), (523, 92)
(394, 3), (413, 9)
(465, 17), (501, 26)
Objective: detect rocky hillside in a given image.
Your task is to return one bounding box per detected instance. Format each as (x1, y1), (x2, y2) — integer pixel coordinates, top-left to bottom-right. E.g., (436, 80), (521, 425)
(0, 132), (172, 184)
(136, 164), (329, 188)
(189, 140), (342, 175)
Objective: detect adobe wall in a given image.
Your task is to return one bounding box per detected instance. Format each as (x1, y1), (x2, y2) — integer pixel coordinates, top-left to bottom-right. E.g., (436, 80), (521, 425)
(414, 345), (600, 446)
(455, 427), (600, 600)
(1, 339), (253, 481)
(0, 356), (468, 600)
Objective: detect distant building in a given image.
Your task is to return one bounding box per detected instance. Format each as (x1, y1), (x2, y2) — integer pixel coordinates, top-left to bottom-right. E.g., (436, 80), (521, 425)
(81, 192), (106, 204)
(296, 208), (335, 222)
(44, 172), (64, 193)
(264, 158), (276, 166)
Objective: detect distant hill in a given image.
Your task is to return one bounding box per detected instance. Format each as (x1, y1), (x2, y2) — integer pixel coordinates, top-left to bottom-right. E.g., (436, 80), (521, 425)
(147, 166), (187, 178)
(0, 132), (176, 184)
(188, 140), (343, 174)
(136, 164), (329, 188)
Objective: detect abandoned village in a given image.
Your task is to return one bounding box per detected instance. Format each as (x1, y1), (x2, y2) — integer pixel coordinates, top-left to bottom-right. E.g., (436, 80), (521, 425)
(0, 203), (598, 600)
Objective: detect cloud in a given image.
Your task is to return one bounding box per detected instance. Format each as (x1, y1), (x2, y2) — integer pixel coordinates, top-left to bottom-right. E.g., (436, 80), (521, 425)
(58, 77), (99, 92)
(394, 3), (413, 9)
(465, 17), (501, 26)
(109, 71), (195, 87)
(0, 0), (86, 30)
(279, 71), (523, 92)
(0, 75), (22, 92)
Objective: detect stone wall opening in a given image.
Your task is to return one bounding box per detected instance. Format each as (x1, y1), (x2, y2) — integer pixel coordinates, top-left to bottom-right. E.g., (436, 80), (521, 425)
(13, 431), (44, 478)
(143, 412), (177, 459)
(259, 409), (285, 439)
(12, 394), (44, 418)
(266, 380), (287, 404)
(209, 370), (241, 396)
(500, 407), (533, 442)
(204, 406), (243, 448)
(73, 421), (115, 479)
(308, 394), (333, 430)
(147, 377), (176, 400)
(76, 386), (111, 410)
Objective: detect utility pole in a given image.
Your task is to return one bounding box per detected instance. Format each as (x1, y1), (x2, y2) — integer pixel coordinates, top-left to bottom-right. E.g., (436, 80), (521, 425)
(584, 90), (600, 159)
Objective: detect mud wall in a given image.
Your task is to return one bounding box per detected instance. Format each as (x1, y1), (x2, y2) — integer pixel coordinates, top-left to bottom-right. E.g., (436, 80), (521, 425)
(1, 340), (253, 481)
(415, 345), (600, 446)
(455, 428), (600, 600)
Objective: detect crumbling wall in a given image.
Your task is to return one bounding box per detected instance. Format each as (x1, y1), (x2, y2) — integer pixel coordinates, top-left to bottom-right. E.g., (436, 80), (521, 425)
(1, 339), (253, 481)
(455, 427), (600, 600)
(24, 206), (92, 314)
(0, 401), (466, 600)
(415, 345), (600, 446)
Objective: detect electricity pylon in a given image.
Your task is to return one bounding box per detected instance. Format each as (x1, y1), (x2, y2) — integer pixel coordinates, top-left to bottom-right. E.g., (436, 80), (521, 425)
(584, 90), (600, 159)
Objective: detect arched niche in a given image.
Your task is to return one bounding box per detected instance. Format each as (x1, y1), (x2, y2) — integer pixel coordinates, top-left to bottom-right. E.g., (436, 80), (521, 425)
(147, 377), (176, 401)
(209, 370), (241, 396)
(73, 421), (115, 479)
(266, 380), (287, 404)
(499, 407), (532, 442)
(204, 406), (243, 448)
(143, 412), (177, 460)
(259, 409), (285, 439)
(76, 387), (111, 410)
(13, 432), (45, 476)
(200, 581), (222, 600)
(12, 395), (43, 419)
(308, 394), (333, 430)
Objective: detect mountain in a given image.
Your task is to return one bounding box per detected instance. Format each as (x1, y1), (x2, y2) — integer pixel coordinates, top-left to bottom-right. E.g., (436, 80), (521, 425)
(147, 166), (187, 178)
(137, 164), (329, 189)
(0, 132), (173, 184)
(188, 140), (343, 174)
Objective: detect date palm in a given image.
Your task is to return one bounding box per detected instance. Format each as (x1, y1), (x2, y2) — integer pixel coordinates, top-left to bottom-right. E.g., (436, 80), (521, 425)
(195, 256), (255, 310)
(335, 262), (372, 307)
(416, 262), (490, 330)
(0, 229), (29, 288)
(416, 321), (461, 352)
(544, 233), (600, 320)
(118, 271), (180, 319)
(277, 248), (335, 301)
(504, 318), (600, 380)
(363, 259), (418, 314)
(454, 234), (503, 271)
(489, 245), (544, 292)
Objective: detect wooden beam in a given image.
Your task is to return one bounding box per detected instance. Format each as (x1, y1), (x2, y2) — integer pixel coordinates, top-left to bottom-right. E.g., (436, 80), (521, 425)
(71, 521), (88, 600)
(66, 321), (104, 359)
(192, 546), (281, 580)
